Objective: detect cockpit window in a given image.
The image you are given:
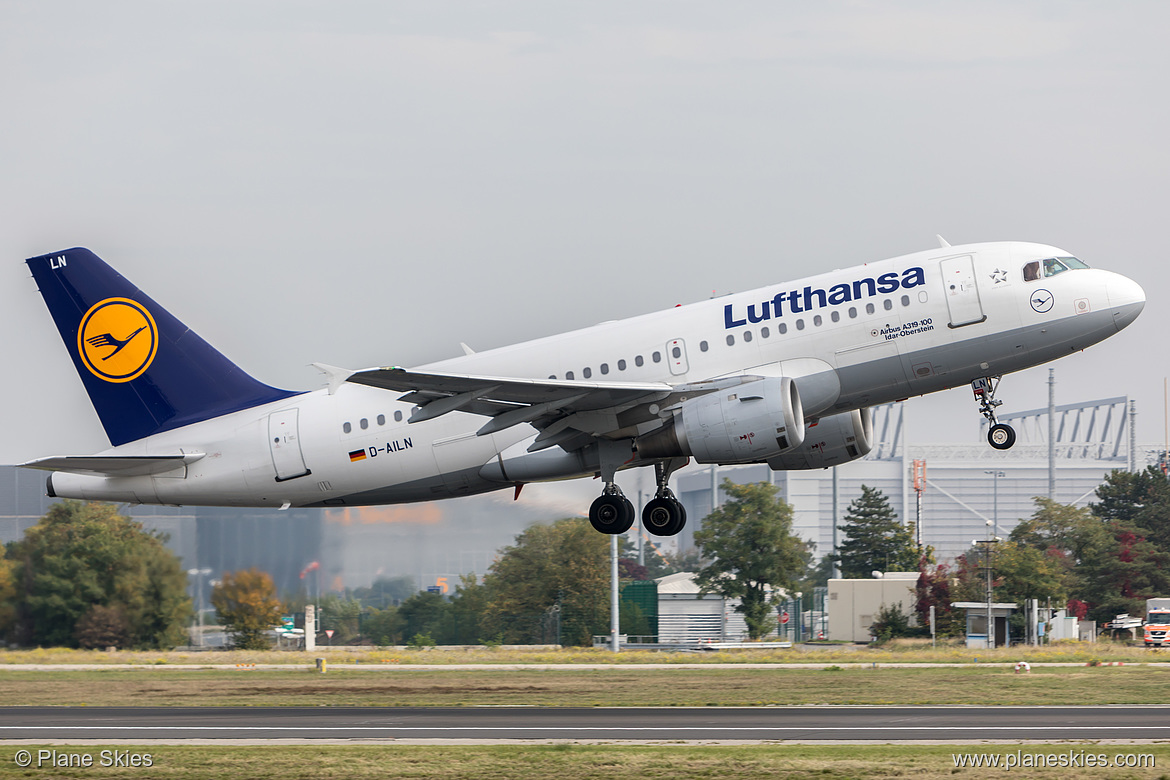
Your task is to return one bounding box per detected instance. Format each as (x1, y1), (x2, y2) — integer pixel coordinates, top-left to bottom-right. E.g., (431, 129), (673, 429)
(1043, 257), (1070, 277)
(1024, 256), (1089, 282)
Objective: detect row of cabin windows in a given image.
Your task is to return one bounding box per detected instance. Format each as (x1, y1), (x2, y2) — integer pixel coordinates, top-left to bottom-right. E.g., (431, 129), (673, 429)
(553, 351), (663, 381)
(342, 409), (405, 434)
(548, 295), (914, 379)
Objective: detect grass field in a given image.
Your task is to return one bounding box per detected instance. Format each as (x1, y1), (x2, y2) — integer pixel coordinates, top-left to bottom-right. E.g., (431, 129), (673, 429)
(2, 744), (1167, 779)
(2, 664), (1169, 707)
(0, 638), (1164, 667)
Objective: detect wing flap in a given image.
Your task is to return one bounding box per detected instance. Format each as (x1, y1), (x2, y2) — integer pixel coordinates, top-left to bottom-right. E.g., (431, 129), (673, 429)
(20, 454), (205, 478)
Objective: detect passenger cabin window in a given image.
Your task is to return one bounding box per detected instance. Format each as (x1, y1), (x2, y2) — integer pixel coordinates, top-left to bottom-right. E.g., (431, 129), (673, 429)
(901, 295), (910, 307)
(635, 356), (644, 367)
(360, 418), (368, 430)
(726, 334), (735, 346)
(652, 351), (662, 363)
(699, 341), (708, 352)
(743, 330), (753, 342)
(796, 319), (805, 331)
(830, 311), (840, 323)
(813, 315), (822, 326)
(600, 363), (609, 375)
(583, 367), (592, 378)
(761, 326), (770, 338)
(377, 414), (385, 426)
(343, 422), (352, 434)
(778, 323), (788, 334)
(566, 370), (575, 380)
(883, 299), (893, 311)
(865, 303), (875, 315)
(394, 410), (403, 422)
(618, 359), (627, 370)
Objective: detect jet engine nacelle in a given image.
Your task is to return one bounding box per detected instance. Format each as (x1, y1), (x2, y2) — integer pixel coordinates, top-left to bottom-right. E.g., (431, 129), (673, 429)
(766, 407), (874, 470)
(636, 376), (805, 464)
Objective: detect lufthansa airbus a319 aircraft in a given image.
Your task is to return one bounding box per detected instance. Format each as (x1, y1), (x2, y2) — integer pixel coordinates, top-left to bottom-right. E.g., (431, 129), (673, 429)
(20, 240), (1144, 536)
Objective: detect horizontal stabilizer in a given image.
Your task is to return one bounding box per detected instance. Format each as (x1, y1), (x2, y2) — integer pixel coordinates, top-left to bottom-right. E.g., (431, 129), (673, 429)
(21, 453), (205, 478)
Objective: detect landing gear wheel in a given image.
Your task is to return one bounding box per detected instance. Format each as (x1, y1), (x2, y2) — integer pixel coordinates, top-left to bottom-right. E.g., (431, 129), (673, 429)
(589, 494), (635, 534)
(988, 423), (1016, 450)
(642, 497), (686, 537)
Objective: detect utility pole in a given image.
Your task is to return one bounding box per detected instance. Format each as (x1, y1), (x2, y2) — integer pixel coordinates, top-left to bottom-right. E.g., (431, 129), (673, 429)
(610, 533), (620, 653)
(912, 460), (926, 549)
(831, 466), (840, 578)
(984, 470), (1004, 538)
(1048, 368), (1056, 500)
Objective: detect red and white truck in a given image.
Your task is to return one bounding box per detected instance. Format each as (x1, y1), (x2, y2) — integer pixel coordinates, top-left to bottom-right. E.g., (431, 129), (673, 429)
(1144, 598), (1170, 647)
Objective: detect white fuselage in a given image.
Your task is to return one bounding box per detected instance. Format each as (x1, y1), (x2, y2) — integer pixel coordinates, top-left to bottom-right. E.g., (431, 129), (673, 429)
(49, 241), (1145, 508)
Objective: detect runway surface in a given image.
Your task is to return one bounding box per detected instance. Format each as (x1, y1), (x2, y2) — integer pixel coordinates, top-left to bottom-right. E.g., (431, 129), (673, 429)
(2, 706), (1169, 741)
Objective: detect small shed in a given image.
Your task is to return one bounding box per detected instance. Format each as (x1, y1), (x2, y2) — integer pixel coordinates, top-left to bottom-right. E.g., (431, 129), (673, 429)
(655, 572), (772, 643)
(827, 572), (919, 643)
(951, 602), (1018, 648)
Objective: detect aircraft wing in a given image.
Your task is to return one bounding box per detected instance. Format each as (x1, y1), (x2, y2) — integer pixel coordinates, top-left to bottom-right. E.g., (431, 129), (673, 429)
(20, 454), (205, 477)
(345, 366), (743, 452)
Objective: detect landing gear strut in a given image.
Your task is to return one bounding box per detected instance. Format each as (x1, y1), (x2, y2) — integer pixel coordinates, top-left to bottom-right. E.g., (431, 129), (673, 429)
(588, 439), (636, 535)
(973, 376), (1016, 450)
(642, 459), (687, 537)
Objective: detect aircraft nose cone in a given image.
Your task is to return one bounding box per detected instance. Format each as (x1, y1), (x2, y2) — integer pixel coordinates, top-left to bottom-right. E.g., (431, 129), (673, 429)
(1108, 274), (1145, 331)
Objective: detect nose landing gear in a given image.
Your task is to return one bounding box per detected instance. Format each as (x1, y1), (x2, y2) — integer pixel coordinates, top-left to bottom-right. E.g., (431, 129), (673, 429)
(973, 376), (1016, 450)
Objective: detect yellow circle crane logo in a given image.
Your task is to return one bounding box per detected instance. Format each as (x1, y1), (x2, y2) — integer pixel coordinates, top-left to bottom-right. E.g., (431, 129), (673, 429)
(77, 298), (158, 383)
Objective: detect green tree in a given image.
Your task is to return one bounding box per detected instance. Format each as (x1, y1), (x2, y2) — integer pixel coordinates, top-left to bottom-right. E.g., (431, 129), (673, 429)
(448, 573), (490, 644)
(351, 576), (417, 610)
(8, 501), (191, 648)
(0, 551), (16, 642)
(993, 541), (1067, 605)
(693, 481), (809, 640)
(1093, 467), (1170, 552)
(74, 604), (131, 649)
(483, 518), (609, 645)
(318, 594), (363, 643)
(362, 606), (403, 646)
(397, 590), (451, 643)
(835, 486), (919, 578)
(211, 569), (284, 650)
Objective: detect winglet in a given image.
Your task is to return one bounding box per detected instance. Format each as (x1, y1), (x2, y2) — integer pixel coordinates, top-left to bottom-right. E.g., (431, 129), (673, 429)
(936, 235), (951, 248)
(460, 342), (476, 356)
(312, 363), (355, 395)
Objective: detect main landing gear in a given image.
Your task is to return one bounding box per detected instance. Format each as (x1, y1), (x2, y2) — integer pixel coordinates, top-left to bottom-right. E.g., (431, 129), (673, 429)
(587, 443), (687, 537)
(589, 487), (635, 535)
(641, 459), (686, 537)
(972, 376), (1016, 450)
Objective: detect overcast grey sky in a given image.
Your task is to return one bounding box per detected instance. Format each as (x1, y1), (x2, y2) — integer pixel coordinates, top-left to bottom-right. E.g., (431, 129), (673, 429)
(3, 2), (1168, 468)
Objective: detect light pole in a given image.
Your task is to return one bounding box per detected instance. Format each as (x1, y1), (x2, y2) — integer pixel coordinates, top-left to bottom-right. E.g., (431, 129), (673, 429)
(984, 470), (1005, 538)
(187, 567), (212, 648)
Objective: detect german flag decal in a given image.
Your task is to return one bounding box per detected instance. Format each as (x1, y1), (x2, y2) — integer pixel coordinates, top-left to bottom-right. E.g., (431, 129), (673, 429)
(348, 449), (367, 463)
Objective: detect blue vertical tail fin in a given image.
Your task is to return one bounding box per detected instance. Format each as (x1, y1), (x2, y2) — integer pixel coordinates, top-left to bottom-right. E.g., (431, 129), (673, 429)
(27, 247), (299, 446)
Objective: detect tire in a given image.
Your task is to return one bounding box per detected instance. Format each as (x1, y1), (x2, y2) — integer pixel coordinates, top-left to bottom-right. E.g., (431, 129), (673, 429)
(643, 497), (686, 537)
(988, 423), (1016, 450)
(642, 497), (679, 535)
(589, 494), (635, 534)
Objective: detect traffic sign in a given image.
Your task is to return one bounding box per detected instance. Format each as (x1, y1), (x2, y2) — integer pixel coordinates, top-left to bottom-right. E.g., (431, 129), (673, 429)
(780, 611), (790, 625)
